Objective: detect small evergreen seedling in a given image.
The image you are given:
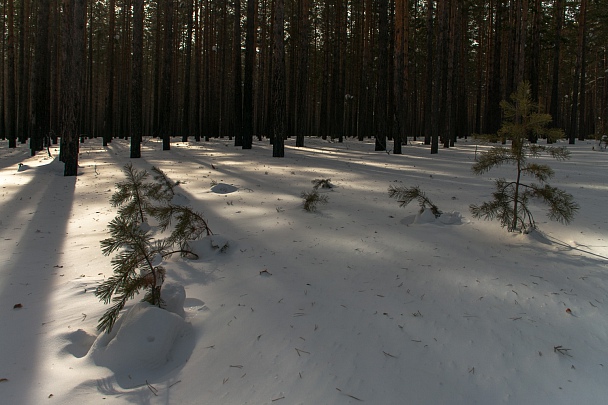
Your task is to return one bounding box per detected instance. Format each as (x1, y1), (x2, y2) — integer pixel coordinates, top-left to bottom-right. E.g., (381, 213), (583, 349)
(301, 190), (328, 212)
(470, 82), (578, 232)
(311, 178), (334, 190)
(96, 164), (213, 333)
(388, 185), (441, 217)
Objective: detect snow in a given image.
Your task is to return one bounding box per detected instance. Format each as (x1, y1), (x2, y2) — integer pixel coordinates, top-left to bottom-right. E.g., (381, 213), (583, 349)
(0, 137), (607, 404)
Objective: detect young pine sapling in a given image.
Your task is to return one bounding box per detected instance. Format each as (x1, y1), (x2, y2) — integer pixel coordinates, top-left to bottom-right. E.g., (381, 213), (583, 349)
(95, 164), (212, 333)
(470, 82), (578, 232)
(301, 190), (329, 212)
(311, 178), (334, 190)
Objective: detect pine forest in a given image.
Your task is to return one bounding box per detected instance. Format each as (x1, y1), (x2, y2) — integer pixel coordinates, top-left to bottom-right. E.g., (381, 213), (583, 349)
(1, 1), (608, 167)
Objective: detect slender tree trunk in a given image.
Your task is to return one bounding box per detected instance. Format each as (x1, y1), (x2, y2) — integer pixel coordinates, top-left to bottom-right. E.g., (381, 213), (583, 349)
(0, 0), (5, 141)
(233, 0), (243, 146)
(60, 0), (85, 176)
(444, 0), (457, 148)
(17, 0), (30, 144)
(271, 0), (285, 157)
(577, 0), (588, 141)
(103, 0), (116, 146)
(529, 0), (541, 104)
(130, 0), (144, 158)
(431, 0), (446, 154)
(30, 0), (51, 152)
(242, 0), (255, 149)
(152, 4), (162, 136)
(193, 1), (201, 142)
(182, 0), (194, 142)
(484, 1), (502, 136)
(374, 0), (389, 152)
(295, 0), (310, 147)
(6, 0), (16, 148)
(393, 0), (407, 154)
(424, 0), (433, 145)
(161, 0), (174, 150)
(548, 0), (563, 132)
(569, 0), (587, 144)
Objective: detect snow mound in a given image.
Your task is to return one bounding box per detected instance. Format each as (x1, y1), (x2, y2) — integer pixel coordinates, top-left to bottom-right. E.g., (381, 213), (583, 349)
(188, 234), (231, 258)
(437, 211), (463, 225)
(89, 302), (186, 374)
(412, 209), (463, 225)
(210, 183), (238, 194)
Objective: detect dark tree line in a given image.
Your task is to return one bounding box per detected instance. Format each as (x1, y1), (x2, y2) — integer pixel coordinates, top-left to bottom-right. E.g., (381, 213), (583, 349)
(1, 0), (608, 168)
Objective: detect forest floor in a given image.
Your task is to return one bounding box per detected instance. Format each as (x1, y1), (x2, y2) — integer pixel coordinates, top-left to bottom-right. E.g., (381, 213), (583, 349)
(1, 136), (607, 404)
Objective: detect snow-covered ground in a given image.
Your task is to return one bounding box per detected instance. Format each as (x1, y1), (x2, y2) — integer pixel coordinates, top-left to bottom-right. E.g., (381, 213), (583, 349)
(1, 136), (607, 404)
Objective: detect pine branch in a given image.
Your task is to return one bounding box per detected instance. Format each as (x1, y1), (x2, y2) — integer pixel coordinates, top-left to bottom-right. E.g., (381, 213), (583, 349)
(530, 184), (579, 224)
(388, 185), (441, 217)
(471, 147), (517, 175)
(521, 163), (554, 183)
(151, 166), (180, 200)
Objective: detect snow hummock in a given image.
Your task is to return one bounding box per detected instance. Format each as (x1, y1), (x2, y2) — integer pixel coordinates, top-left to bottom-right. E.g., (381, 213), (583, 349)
(88, 302), (186, 375)
(1, 137), (607, 404)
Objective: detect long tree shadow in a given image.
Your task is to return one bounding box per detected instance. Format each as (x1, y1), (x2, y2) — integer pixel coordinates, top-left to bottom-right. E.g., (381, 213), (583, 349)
(0, 160), (76, 405)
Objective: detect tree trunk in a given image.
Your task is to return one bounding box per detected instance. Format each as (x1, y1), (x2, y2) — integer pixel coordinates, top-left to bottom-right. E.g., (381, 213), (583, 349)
(242, 0), (255, 149)
(424, 0), (433, 146)
(161, 0), (174, 150)
(193, 1), (202, 142)
(529, 0), (541, 105)
(393, 0), (407, 154)
(548, 0), (563, 132)
(30, 0), (52, 153)
(271, 0), (285, 157)
(233, 0), (243, 146)
(60, 0), (85, 176)
(182, 0), (194, 142)
(6, 0), (16, 148)
(569, 0), (587, 144)
(484, 1), (503, 136)
(130, 0), (144, 158)
(17, 0), (30, 144)
(295, 0), (310, 147)
(375, 0), (389, 152)
(577, 0), (588, 141)
(103, 0), (116, 146)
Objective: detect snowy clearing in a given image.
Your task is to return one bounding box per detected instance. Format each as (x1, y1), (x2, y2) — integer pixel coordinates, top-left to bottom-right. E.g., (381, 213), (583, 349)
(0, 137), (607, 404)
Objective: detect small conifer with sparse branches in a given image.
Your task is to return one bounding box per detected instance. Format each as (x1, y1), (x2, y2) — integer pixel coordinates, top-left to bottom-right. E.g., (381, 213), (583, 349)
(301, 190), (328, 211)
(95, 164), (213, 333)
(311, 178), (334, 190)
(470, 82), (578, 232)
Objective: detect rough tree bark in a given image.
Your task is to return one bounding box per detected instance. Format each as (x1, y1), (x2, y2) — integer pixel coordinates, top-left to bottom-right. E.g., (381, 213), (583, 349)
(130, 0), (144, 158)
(60, 0), (85, 176)
(272, 0), (286, 157)
(242, 0), (255, 149)
(6, 0), (16, 148)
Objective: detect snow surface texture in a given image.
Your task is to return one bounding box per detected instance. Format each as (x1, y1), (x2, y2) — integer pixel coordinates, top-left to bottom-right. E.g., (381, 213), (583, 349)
(0, 137), (607, 404)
